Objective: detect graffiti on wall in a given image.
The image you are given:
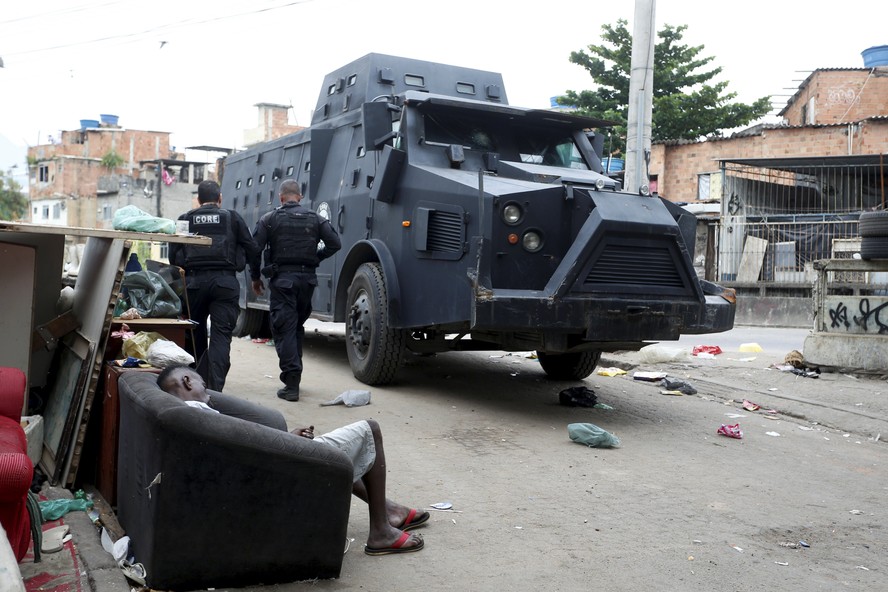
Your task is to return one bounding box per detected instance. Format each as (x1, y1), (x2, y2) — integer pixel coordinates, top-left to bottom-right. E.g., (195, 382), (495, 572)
(826, 86), (857, 106)
(825, 297), (888, 334)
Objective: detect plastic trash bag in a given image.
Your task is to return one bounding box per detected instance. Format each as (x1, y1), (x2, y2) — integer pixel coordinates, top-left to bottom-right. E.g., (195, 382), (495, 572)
(122, 331), (168, 360)
(559, 386), (598, 407)
(567, 422), (621, 448)
(118, 270), (181, 318)
(321, 390), (371, 407)
(147, 339), (194, 368)
(661, 377), (697, 395)
(638, 344), (690, 364)
(39, 491), (94, 521)
(112, 205), (176, 234)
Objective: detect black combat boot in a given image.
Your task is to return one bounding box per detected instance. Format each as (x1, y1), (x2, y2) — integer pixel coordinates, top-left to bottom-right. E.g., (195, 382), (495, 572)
(276, 373), (301, 401)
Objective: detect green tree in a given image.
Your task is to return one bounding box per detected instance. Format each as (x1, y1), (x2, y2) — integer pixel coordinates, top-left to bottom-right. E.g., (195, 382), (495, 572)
(0, 169), (28, 221)
(561, 20), (772, 156)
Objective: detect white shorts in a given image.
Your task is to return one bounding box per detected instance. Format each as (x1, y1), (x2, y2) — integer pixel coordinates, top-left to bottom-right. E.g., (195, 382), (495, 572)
(314, 420), (376, 482)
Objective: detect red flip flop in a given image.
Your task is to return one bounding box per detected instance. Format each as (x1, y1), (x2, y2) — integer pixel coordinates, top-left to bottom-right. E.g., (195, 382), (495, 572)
(364, 531), (425, 556)
(397, 508), (430, 531)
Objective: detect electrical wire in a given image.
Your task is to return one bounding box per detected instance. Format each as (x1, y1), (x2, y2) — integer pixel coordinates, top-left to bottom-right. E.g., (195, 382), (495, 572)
(4, 0), (316, 58)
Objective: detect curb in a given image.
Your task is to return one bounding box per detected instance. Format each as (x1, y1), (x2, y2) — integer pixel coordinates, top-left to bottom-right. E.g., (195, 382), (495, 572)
(43, 488), (131, 592)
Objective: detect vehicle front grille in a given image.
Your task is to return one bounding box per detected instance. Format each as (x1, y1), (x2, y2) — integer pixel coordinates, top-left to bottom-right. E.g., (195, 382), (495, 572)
(584, 243), (685, 289)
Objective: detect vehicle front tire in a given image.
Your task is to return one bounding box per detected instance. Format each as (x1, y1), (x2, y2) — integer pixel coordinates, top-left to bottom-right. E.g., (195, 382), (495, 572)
(537, 350), (601, 380)
(345, 262), (406, 385)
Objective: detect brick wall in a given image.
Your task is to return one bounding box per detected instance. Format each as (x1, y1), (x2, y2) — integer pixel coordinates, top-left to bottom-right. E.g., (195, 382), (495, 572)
(781, 69), (888, 125)
(654, 68), (888, 203)
(655, 121), (888, 203)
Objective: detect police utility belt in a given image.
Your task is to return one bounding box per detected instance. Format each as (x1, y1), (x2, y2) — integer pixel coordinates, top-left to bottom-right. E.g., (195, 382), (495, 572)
(187, 268), (237, 276)
(261, 263), (316, 277)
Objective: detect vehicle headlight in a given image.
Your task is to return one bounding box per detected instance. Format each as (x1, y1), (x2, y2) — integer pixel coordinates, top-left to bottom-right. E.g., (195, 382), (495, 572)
(502, 203), (522, 225)
(522, 230), (543, 252)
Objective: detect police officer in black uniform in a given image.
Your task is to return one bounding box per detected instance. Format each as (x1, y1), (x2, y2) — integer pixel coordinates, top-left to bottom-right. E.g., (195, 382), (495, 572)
(251, 179), (341, 401)
(169, 180), (260, 391)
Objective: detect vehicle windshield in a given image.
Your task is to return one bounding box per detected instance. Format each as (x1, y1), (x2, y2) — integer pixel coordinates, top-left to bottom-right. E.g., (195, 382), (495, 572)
(422, 109), (590, 170)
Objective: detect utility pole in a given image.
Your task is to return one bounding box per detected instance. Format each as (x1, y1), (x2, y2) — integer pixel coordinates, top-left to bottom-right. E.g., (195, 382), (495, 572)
(625, 0), (655, 195)
(156, 158), (163, 217)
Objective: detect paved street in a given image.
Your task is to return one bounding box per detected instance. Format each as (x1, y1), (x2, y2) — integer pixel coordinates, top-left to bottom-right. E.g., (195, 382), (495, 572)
(197, 323), (887, 592)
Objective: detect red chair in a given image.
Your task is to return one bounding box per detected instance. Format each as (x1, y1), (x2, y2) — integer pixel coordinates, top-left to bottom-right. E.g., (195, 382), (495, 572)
(0, 367), (33, 562)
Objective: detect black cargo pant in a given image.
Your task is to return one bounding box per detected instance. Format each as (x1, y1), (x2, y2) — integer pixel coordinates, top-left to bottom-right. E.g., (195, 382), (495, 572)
(185, 271), (239, 391)
(268, 271), (316, 386)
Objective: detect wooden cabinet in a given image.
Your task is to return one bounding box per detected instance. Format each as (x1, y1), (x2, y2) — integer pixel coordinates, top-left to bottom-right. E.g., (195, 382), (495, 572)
(97, 365), (160, 505)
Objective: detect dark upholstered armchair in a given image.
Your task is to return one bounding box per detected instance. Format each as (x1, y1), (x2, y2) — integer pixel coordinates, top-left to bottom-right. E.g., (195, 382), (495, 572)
(115, 371), (353, 590)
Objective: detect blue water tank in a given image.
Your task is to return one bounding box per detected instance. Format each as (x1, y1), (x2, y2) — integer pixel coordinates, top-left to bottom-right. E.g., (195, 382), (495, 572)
(100, 114), (119, 126)
(80, 119), (100, 130)
(862, 45), (888, 67)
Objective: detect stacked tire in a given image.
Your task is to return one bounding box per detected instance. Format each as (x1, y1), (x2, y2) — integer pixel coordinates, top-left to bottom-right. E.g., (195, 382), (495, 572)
(859, 211), (888, 260)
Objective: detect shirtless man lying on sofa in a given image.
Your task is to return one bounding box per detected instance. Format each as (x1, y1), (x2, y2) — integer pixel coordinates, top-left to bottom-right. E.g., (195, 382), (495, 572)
(157, 364), (426, 556)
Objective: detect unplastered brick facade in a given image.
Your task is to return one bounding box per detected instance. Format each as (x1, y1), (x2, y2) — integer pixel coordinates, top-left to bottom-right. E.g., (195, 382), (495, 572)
(653, 67), (888, 203)
(28, 126), (172, 199)
(243, 103), (304, 147)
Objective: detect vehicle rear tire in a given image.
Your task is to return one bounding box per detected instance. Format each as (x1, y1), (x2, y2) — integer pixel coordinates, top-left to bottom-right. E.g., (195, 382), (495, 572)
(537, 350), (601, 380)
(345, 263), (406, 385)
(234, 307), (265, 337)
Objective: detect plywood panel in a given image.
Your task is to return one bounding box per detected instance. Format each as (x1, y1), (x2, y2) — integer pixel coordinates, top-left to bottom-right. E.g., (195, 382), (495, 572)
(736, 236), (768, 282)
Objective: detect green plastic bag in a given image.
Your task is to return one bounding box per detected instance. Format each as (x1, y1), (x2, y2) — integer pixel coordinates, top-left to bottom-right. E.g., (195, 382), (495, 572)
(567, 422), (621, 448)
(112, 204), (176, 234)
(39, 490), (94, 522)
(119, 270), (182, 318)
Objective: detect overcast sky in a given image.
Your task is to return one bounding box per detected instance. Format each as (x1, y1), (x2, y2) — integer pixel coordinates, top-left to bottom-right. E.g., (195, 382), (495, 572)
(1, 0), (884, 184)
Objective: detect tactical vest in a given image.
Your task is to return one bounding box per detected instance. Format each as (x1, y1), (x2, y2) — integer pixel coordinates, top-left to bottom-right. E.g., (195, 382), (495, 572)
(268, 207), (320, 267)
(183, 207), (244, 270)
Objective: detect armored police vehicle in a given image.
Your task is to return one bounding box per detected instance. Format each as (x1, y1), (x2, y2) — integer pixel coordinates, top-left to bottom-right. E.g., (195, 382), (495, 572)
(220, 53), (735, 385)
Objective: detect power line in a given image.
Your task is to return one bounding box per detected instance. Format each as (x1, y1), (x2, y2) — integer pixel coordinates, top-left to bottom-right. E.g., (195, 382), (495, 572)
(0, 1), (126, 25)
(5, 0), (315, 58)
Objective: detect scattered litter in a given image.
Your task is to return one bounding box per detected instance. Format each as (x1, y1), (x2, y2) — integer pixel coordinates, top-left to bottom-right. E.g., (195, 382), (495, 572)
(660, 390), (684, 396)
(321, 390), (371, 407)
(661, 377), (697, 395)
(849, 509), (863, 515)
(692, 345), (723, 356)
(778, 541), (799, 549)
(799, 541), (810, 548)
(737, 356), (757, 362)
(799, 426), (814, 431)
(717, 423), (743, 439)
(597, 367), (627, 377)
(594, 402), (614, 410)
(568, 422), (621, 448)
(766, 431), (781, 437)
(742, 399), (761, 411)
(768, 387), (778, 391)
(251, 337), (270, 344)
(559, 386), (598, 407)
(430, 502), (453, 510)
(688, 555), (694, 561)
(738, 342), (763, 352)
(514, 526), (523, 530)
(725, 413), (746, 419)
(775, 561), (789, 566)
(784, 349), (805, 367)
(696, 352), (716, 359)
(763, 415), (780, 420)
(731, 545), (744, 553)
(856, 566), (870, 571)
(633, 371), (668, 382)
(638, 344), (690, 364)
